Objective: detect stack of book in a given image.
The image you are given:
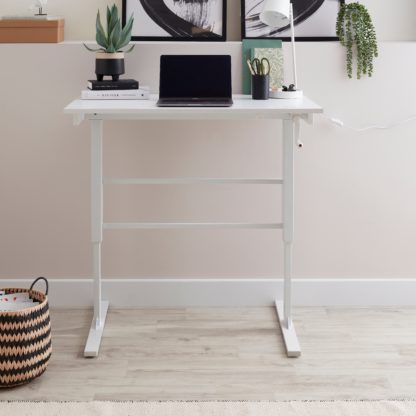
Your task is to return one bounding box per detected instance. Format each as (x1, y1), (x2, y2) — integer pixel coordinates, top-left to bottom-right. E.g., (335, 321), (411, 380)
(81, 79), (149, 100)
(0, 291), (39, 311)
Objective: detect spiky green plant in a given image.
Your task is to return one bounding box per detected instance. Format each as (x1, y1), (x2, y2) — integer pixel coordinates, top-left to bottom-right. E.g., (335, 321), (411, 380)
(336, 3), (378, 79)
(84, 4), (134, 54)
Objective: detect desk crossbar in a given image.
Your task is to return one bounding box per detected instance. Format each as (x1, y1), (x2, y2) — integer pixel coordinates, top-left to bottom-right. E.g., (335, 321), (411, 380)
(103, 222), (283, 230)
(104, 178), (283, 185)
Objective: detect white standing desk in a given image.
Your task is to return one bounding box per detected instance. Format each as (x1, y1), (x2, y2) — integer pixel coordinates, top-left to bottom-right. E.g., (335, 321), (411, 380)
(64, 95), (323, 358)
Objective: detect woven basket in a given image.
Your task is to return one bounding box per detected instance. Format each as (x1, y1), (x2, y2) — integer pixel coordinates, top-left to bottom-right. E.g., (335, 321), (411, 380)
(0, 277), (52, 388)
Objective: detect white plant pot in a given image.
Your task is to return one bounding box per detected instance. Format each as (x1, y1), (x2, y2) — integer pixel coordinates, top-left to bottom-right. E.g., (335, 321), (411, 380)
(270, 89), (303, 99)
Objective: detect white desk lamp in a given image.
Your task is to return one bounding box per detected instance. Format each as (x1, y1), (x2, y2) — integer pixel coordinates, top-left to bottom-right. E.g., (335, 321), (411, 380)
(260, 0), (303, 99)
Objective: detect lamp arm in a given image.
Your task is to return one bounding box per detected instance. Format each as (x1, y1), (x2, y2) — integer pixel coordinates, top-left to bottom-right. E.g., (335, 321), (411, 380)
(290, 3), (298, 88)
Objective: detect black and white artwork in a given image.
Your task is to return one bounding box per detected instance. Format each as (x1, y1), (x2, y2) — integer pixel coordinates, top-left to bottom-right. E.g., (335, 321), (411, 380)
(123, 0), (227, 41)
(242, 0), (344, 41)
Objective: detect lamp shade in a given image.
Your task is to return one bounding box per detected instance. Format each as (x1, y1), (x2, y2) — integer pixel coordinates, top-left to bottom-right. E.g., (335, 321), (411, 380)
(260, 0), (290, 28)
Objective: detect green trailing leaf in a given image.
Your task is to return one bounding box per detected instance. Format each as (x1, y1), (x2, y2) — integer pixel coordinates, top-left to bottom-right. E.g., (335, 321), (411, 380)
(336, 3), (378, 79)
(84, 3), (135, 54)
(83, 43), (105, 52)
(122, 44), (135, 54)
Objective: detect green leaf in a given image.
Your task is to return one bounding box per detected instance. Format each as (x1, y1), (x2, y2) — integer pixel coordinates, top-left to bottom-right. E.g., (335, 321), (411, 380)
(106, 6), (111, 26)
(117, 14), (134, 50)
(109, 19), (122, 51)
(83, 43), (104, 52)
(107, 43), (116, 53)
(96, 10), (108, 49)
(107, 4), (119, 43)
(121, 44), (135, 54)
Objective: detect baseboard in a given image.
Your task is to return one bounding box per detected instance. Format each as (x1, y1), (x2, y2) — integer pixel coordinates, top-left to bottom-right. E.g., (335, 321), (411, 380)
(1, 278), (416, 307)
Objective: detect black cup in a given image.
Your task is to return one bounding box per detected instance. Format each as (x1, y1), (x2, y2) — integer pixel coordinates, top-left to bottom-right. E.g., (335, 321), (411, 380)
(251, 74), (270, 100)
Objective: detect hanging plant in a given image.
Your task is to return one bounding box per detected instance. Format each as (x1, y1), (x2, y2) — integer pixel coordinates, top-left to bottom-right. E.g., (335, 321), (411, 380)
(336, 2), (378, 79)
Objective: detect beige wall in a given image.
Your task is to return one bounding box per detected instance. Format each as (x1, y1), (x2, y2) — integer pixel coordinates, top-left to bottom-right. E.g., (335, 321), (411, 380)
(0, 41), (415, 281)
(1, 0), (416, 41)
(0, 2), (415, 281)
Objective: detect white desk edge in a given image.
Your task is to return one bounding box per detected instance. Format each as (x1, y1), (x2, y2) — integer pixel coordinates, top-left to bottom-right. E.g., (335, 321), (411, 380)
(65, 95), (323, 124)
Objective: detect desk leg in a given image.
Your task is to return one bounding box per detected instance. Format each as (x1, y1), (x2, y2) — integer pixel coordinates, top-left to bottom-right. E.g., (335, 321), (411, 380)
(275, 117), (301, 358)
(85, 119), (109, 358)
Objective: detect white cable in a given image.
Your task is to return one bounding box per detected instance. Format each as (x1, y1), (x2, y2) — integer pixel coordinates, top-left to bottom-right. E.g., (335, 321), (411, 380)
(294, 113), (415, 150)
(325, 115), (416, 132)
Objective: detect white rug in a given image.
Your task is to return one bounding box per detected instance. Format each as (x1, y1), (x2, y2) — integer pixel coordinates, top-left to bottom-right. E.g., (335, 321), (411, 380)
(1, 401), (415, 416)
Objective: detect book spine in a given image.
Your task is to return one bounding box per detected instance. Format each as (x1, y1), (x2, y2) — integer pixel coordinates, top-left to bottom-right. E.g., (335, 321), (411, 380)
(81, 89), (149, 100)
(88, 82), (139, 90)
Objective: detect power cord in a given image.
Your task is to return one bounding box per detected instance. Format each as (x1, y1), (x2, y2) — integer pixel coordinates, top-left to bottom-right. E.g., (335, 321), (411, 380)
(326, 115), (416, 132)
(294, 114), (416, 148)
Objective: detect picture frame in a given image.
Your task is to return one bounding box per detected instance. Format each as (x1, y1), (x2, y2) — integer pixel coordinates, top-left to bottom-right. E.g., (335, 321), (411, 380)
(241, 0), (345, 41)
(122, 0), (227, 41)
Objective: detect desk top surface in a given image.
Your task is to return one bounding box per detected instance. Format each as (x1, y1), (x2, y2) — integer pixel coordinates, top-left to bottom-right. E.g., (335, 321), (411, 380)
(64, 95), (323, 120)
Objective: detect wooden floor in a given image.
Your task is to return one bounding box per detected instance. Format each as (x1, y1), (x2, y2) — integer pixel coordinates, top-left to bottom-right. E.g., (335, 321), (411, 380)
(2, 307), (416, 401)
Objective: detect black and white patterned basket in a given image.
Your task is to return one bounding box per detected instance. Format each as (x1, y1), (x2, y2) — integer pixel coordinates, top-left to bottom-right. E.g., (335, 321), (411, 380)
(0, 277), (52, 387)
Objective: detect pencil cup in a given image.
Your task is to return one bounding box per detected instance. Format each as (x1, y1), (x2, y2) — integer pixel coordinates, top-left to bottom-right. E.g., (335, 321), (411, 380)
(251, 74), (270, 100)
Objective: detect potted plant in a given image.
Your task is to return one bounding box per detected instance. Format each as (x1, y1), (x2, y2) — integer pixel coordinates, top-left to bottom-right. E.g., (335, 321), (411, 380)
(84, 4), (134, 81)
(336, 2), (378, 79)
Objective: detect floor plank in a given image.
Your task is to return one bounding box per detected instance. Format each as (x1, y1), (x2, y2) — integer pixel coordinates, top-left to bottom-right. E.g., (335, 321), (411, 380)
(1, 307), (416, 401)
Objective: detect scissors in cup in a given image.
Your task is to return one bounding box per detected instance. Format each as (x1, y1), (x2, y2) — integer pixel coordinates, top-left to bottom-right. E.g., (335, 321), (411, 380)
(248, 58), (270, 76)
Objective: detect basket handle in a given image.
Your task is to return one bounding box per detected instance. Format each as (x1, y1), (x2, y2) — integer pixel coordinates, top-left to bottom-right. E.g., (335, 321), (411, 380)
(29, 277), (49, 296)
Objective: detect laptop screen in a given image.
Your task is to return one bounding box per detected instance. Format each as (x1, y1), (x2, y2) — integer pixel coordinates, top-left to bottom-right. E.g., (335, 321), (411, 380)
(159, 55), (232, 99)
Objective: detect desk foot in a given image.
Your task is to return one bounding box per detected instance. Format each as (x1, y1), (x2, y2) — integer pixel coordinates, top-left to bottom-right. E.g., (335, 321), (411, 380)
(84, 300), (109, 358)
(275, 300), (301, 358)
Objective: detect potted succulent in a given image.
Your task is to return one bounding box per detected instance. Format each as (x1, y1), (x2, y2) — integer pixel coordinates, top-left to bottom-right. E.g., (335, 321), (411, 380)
(84, 4), (134, 81)
(336, 2), (378, 79)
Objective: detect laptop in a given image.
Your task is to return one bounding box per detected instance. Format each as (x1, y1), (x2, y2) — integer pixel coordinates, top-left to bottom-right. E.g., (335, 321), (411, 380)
(157, 55), (233, 107)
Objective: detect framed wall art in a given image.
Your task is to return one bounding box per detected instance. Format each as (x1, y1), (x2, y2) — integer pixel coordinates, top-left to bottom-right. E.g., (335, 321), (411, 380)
(122, 0), (227, 41)
(242, 0), (345, 41)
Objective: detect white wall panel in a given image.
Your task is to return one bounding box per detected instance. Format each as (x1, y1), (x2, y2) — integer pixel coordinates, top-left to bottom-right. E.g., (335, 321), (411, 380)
(0, 42), (415, 280)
